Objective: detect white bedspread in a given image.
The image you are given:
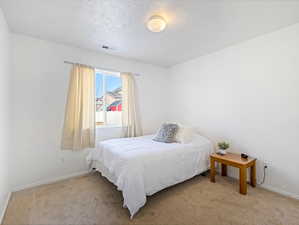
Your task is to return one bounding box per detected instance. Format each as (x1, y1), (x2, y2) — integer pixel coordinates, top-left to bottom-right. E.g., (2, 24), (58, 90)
(86, 135), (213, 218)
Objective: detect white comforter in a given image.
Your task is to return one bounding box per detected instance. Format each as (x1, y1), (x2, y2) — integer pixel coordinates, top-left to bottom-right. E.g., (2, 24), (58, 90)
(86, 135), (213, 218)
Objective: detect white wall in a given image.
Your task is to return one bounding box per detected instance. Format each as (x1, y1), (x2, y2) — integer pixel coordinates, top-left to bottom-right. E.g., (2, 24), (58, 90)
(0, 8), (12, 222)
(11, 34), (169, 189)
(169, 23), (299, 198)
(9, 15), (299, 201)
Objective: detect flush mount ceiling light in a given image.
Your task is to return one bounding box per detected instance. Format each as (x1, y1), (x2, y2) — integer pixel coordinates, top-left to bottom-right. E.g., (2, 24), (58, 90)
(147, 15), (167, 33)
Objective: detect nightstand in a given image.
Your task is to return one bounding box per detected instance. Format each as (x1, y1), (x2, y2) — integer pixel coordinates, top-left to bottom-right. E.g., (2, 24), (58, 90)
(210, 152), (256, 195)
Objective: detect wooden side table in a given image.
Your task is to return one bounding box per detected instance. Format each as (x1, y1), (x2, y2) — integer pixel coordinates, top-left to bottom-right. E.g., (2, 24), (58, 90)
(210, 152), (256, 195)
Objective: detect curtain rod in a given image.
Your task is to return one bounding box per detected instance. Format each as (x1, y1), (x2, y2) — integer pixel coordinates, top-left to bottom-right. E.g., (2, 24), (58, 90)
(64, 61), (140, 76)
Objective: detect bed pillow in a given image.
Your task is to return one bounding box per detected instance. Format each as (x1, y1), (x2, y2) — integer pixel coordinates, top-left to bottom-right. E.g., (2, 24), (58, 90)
(153, 123), (179, 143)
(175, 126), (195, 144)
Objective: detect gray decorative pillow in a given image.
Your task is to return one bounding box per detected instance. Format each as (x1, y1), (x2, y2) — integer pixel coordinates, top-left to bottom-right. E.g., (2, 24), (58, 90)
(153, 123), (179, 143)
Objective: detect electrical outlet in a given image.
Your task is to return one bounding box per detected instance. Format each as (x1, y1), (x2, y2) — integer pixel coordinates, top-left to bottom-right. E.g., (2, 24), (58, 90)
(263, 161), (270, 169)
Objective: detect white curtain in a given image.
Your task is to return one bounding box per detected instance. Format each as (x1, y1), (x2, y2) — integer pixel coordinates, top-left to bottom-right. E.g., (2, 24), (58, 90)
(121, 72), (143, 137)
(61, 64), (95, 150)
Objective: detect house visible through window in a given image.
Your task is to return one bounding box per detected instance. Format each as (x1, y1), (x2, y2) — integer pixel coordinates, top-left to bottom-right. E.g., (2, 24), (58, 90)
(95, 70), (122, 126)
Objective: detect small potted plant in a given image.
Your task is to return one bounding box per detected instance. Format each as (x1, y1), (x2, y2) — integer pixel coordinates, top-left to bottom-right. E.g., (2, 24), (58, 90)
(217, 142), (230, 155)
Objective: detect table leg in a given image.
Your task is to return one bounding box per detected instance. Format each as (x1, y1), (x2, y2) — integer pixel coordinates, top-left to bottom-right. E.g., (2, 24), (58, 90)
(250, 161), (256, 187)
(221, 164), (227, 176)
(239, 166), (247, 195)
(210, 158), (216, 183)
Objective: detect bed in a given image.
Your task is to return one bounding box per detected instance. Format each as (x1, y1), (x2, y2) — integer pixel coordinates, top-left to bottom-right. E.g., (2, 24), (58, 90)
(86, 134), (213, 218)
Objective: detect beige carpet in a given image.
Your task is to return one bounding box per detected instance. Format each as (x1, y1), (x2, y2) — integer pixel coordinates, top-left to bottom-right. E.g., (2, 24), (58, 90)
(3, 172), (299, 225)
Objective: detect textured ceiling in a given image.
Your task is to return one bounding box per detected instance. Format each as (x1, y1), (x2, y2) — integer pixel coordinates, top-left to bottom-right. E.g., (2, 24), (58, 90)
(1, 0), (299, 67)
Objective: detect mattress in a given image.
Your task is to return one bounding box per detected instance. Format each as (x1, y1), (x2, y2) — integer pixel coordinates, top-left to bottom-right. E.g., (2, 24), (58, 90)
(87, 134), (213, 218)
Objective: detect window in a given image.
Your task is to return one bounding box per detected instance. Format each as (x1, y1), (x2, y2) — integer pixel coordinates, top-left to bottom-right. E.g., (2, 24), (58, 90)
(95, 70), (122, 126)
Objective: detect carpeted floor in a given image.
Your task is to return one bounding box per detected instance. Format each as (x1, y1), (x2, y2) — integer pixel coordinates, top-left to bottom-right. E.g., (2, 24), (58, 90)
(3, 172), (299, 225)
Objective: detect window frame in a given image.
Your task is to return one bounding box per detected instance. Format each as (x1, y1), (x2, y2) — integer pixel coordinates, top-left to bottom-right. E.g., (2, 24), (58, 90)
(95, 69), (122, 127)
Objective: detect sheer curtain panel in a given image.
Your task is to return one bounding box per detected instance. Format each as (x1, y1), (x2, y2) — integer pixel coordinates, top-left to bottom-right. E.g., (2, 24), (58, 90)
(61, 64), (96, 150)
(121, 72), (143, 137)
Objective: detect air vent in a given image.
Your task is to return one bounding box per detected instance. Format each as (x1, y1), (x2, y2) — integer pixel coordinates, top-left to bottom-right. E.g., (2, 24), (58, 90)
(102, 45), (110, 50)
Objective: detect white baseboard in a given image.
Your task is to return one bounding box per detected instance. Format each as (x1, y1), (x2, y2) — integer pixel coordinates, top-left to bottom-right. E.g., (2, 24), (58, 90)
(13, 170), (90, 192)
(219, 169), (299, 200)
(261, 184), (299, 200)
(0, 192), (11, 224)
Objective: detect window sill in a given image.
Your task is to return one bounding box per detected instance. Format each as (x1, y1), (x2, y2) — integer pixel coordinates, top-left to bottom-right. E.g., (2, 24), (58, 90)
(96, 125), (123, 129)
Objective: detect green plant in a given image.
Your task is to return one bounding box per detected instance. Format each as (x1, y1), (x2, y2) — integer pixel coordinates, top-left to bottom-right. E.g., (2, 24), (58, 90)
(218, 142), (230, 150)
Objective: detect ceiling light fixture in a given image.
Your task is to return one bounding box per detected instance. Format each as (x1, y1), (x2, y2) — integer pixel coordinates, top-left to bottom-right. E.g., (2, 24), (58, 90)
(147, 15), (167, 33)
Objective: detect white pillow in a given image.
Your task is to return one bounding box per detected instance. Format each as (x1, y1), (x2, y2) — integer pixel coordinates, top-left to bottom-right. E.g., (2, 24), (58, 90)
(191, 134), (212, 146)
(175, 126), (195, 144)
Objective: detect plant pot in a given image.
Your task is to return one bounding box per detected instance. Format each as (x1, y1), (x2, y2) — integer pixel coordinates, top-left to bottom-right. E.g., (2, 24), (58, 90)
(217, 149), (227, 155)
